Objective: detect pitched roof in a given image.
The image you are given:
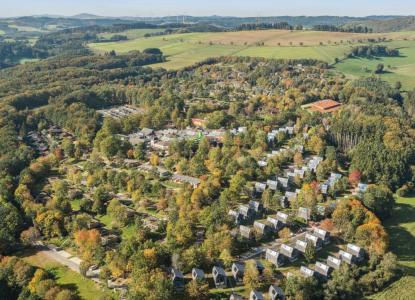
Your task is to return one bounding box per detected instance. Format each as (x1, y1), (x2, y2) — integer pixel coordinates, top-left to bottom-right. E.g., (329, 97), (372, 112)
(308, 99), (342, 113)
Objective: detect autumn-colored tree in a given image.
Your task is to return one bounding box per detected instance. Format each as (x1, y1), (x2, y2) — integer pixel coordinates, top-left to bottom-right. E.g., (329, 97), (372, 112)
(320, 219), (334, 232)
(219, 249), (233, 268)
(294, 152), (304, 167)
(129, 268), (173, 300)
(74, 229), (102, 262)
(186, 279), (209, 300)
(53, 147), (64, 161)
(20, 226), (40, 245)
(348, 170), (362, 187)
(304, 242), (316, 263)
(355, 222), (389, 256)
(278, 227), (291, 242)
(35, 210), (64, 238)
(243, 260), (261, 290)
(150, 153), (160, 166)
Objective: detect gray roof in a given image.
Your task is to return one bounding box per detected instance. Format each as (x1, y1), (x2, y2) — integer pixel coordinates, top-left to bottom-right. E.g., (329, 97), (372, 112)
(314, 262), (330, 277)
(232, 262), (245, 274)
(213, 266), (226, 276)
(327, 256), (341, 269)
(295, 239), (308, 253)
(347, 243), (364, 257)
(171, 268), (184, 279)
(192, 268), (205, 280)
(269, 285), (285, 300)
(300, 266), (315, 277)
(280, 244), (296, 258)
(250, 290), (264, 300)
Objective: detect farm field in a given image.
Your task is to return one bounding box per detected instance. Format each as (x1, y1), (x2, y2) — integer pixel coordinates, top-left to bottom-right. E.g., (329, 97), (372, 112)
(89, 30), (415, 89)
(335, 40), (415, 90)
(18, 249), (114, 300)
(370, 194), (415, 299)
(98, 28), (163, 40)
(8, 24), (46, 32)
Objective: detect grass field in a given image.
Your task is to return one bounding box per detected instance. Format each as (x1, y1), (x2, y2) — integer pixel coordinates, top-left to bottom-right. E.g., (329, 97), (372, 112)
(335, 40), (415, 90)
(8, 24), (46, 32)
(18, 249), (114, 300)
(369, 194), (415, 299)
(98, 28), (163, 40)
(89, 30), (415, 89)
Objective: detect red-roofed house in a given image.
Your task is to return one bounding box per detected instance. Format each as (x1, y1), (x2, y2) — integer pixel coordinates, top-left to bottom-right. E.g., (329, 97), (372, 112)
(302, 100), (342, 113)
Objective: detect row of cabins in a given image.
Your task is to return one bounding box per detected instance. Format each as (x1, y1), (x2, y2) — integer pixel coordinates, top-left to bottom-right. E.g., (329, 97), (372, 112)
(228, 200), (265, 226)
(173, 265), (285, 300)
(97, 105), (145, 120)
(172, 262), (262, 290)
(266, 126), (295, 143)
(300, 243), (365, 280)
(231, 286), (285, 300)
(266, 228), (331, 267)
(235, 206), (314, 240)
(231, 208), (289, 239)
(137, 163), (201, 188)
(127, 126), (226, 153)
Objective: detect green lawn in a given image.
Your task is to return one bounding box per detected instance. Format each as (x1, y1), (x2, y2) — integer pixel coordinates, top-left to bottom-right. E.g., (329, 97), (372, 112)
(18, 249), (114, 300)
(370, 194), (415, 299)
(8, 24), (46, 32)
(89, 31), (415, 89)
(335, 40), (415, 90)
(88, 32), (351, 70)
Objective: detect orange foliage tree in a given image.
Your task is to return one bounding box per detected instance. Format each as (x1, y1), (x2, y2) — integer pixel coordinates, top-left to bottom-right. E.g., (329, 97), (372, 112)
(74, 229), (102, 262)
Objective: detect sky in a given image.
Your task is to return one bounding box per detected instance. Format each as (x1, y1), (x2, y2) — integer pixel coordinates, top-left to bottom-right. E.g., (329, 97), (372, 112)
(1, 0), (415, 18)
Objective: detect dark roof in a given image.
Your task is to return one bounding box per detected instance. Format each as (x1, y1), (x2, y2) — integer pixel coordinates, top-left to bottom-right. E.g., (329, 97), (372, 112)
(192, 268), (205, 280)
(171, 268), (184, 279)
(232, 262), (245, 274)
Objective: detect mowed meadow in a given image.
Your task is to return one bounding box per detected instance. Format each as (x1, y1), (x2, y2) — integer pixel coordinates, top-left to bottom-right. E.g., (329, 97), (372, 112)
(89, 29), (415, 89)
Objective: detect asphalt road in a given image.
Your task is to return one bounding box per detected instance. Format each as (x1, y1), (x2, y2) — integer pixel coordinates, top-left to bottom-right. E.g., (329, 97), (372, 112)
(33, 241), (81, 273)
